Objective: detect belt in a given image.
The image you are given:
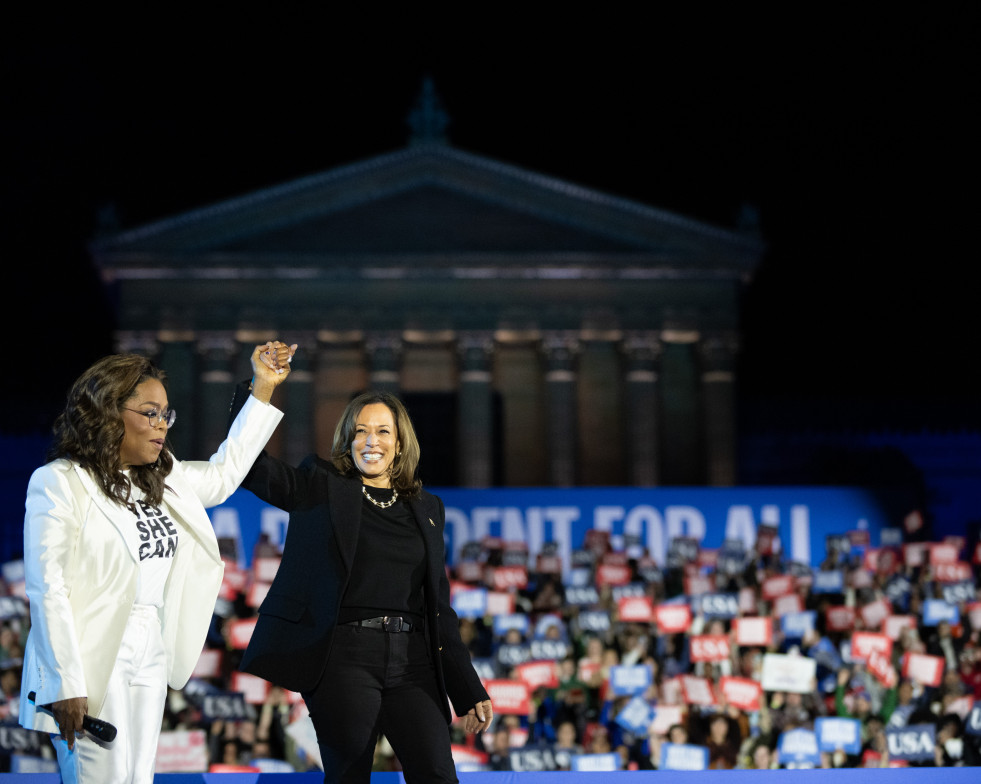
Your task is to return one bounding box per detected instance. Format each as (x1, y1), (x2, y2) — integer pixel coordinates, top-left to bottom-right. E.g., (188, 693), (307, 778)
(344, 615), (415, 633)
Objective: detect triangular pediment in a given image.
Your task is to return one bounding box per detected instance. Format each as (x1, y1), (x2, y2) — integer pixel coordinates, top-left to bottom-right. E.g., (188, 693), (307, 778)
(93, 144), (762, 277)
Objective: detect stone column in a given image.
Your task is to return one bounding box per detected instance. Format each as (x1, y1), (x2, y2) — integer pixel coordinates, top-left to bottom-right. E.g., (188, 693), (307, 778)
(457, 331), (495, 487)
(197, 334), (238, 460)
(365, 333), (402, 395)
(542, 332), (579, 487)
(700, 333), (739, 486)
(622, 331), (662, 486)
(281, 331), (316, 467)
(155, 333), (196, 460)
(658, 329), (702, 485)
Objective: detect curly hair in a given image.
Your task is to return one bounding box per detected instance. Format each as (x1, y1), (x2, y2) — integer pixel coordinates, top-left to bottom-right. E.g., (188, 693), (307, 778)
(330, 391), (422, 497)
(48, 354), (173, 508)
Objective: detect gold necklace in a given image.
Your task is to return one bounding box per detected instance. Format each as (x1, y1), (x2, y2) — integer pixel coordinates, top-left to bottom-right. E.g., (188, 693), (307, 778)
(362, 485), (398, 509)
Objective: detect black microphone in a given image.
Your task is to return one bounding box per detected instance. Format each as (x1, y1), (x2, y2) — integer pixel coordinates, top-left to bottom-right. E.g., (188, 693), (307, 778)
(28, 691), (118, 743)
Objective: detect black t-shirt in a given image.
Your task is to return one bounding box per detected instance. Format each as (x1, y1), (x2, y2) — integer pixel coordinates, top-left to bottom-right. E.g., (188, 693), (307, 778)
(337, 486), (427, 626)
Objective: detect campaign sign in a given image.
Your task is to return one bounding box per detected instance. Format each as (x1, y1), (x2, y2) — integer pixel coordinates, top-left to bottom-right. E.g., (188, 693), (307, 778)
(717, 539), (748, 576)
(227, 617), (257, 649)
(615, 695), (655, 734)
(515, 660), (559, 691)
(596, 563), (631, 587)
(572, 753), (621, 772)
(487, 591), (515, 616)
(922, 599), (959, 627)
(530, 639), (569, 661)
(867, 649), (897, 688)
(577, 610), (611, 633)
(965, 702), (981, 738)
(611, 583), (646, 601)
(782, 610), (817, 639)
(651, 704), (684, 735)
(720, 676), (762, 711)
(903, 542), (930, 568)
(698, 592), (739, 619)
(968, 602), (981, 631)
(903, 652), (945, 687)
(155, 729), (210, 773)
(884, 575), (912, 610)
(690, 635), (732, 662)
(485, 680), (531, 715)
(609, 664), (653, 697)
(496, 643), (532, 669)
(930, 543), (960, 565)
(681, 675), (716, 706)
(508, 746), (557, 772)
(778, 728), (821, 767)
(813, 570), (845, 594)
(618, 595), (655, 623)
(0, 725), (44, 756)
(684, 573), (714, 596)
(934, 561), (971, 583)
(493, 613), (530, 638)
(884, 615), (916, 641)
(192, 648), (223, 679)
(456, 561), (483, 583)
(202, 692), (250, 722)
(0, 596), (27, 621)
(774, 593), (804, 616)
(761, 653), (816, 694)
(565, 585), (600, 606)
(660, 743), (709, 771)
(452, 587), (488, 619)
(232, 672), (273, 705)
(886, 724), (937, 762)
(762, 574), (795, 600)
(860, 598), (891, 630)
(851, 631), (893, 662)
(733, 616), (773, 647)
(942, 580), (974, 605)
(815, 717), (862, 753)
(826, 605), (856, 632)
(487, 565), (528, 591)
(655, 603), (692, 633)
(471, 658), (497, 681)
(739, 586), (757, 614)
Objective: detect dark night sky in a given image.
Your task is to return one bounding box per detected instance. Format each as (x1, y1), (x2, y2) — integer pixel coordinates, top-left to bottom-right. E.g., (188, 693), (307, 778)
(3, 6), (978, 435)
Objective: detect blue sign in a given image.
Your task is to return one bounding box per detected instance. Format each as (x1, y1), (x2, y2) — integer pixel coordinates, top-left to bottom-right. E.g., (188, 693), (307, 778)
(615, 696), (655, 734)
(782, 610), (817, 639)
(609, 665), (652, 697)
(812, 570), (844, 593)
(660, 743), (709, 771)
(451, 587), (488, 619)
(886, 724), (937, 762)
(698, 593), (739, 618)
(922, 600), (959, 626)
(493, 613), (529, 637)
(576, 611), (611, 633)
(572, 753), (620, 772)
(778, 728), (821, 767)
(815, 717), (862, 754)
(965, 702), (981, 738)
(208, 486), (897, 570)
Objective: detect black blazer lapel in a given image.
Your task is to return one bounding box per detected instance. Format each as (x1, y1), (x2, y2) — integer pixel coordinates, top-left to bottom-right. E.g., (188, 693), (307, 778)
(328, 473), (363, 576)
(409, 494), (444, 595)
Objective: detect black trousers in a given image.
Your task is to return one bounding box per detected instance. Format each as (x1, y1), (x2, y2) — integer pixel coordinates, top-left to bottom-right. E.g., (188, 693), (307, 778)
(303, 623), (459, 784)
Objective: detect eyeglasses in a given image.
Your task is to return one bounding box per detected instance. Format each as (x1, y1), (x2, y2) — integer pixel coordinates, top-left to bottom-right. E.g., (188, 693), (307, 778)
(123, 407), (177, 428)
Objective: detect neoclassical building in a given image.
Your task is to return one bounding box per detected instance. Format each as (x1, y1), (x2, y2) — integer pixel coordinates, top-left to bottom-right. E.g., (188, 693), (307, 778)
(91, 101), (763, 488)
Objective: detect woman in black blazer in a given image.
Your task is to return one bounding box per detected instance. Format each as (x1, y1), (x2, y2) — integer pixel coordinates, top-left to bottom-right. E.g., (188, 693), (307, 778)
(233, 370), (492, 783)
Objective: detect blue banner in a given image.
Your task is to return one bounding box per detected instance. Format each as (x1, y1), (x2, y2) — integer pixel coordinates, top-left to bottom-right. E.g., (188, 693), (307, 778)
(922, 600), (959, 626)
(571, 753), (620, 772)
(660, 743), (709, 770)
(608, 665), (652, 697)
(614, 696), (655, 734)
(209, 486), (897, 569)
(815, 717), (862, 754)
(778, 728), (821, 767)
(886, 724), (937, 762)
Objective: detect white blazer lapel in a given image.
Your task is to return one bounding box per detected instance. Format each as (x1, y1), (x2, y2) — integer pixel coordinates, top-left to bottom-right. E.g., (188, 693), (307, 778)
(71, 464), (140, 564)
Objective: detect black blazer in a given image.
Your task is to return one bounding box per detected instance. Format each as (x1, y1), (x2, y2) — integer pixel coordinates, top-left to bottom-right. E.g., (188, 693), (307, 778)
(231, 391), (489, 723)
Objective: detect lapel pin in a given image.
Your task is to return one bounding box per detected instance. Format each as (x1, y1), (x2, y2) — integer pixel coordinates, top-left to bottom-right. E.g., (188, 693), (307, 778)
(429, 518), (435, 526)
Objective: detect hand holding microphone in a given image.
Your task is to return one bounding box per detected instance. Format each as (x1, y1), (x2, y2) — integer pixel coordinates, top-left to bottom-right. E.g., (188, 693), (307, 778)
(29, 692), (117, 745)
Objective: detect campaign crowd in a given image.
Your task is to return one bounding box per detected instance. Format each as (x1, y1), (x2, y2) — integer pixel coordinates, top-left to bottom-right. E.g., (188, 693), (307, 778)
(1, 518), (980, 773)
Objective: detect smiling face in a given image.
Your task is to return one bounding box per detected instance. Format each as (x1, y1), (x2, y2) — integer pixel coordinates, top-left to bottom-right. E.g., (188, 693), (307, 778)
(351, 402), (400, 488)
(119, 378), (170, 468)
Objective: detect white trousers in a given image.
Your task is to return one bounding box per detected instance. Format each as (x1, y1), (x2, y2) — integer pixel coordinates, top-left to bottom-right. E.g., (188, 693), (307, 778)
(53, 604), (168, 784)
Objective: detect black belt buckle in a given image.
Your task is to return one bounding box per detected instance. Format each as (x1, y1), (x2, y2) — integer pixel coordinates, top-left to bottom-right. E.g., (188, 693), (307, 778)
(382, 615), (403, 632)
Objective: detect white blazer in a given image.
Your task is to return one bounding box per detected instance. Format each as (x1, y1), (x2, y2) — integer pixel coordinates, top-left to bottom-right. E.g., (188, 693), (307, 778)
(18, 394), (283, 734)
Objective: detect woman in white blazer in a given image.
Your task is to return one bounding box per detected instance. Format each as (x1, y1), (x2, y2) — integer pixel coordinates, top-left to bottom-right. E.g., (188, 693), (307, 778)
(18, 342), (294, 784)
